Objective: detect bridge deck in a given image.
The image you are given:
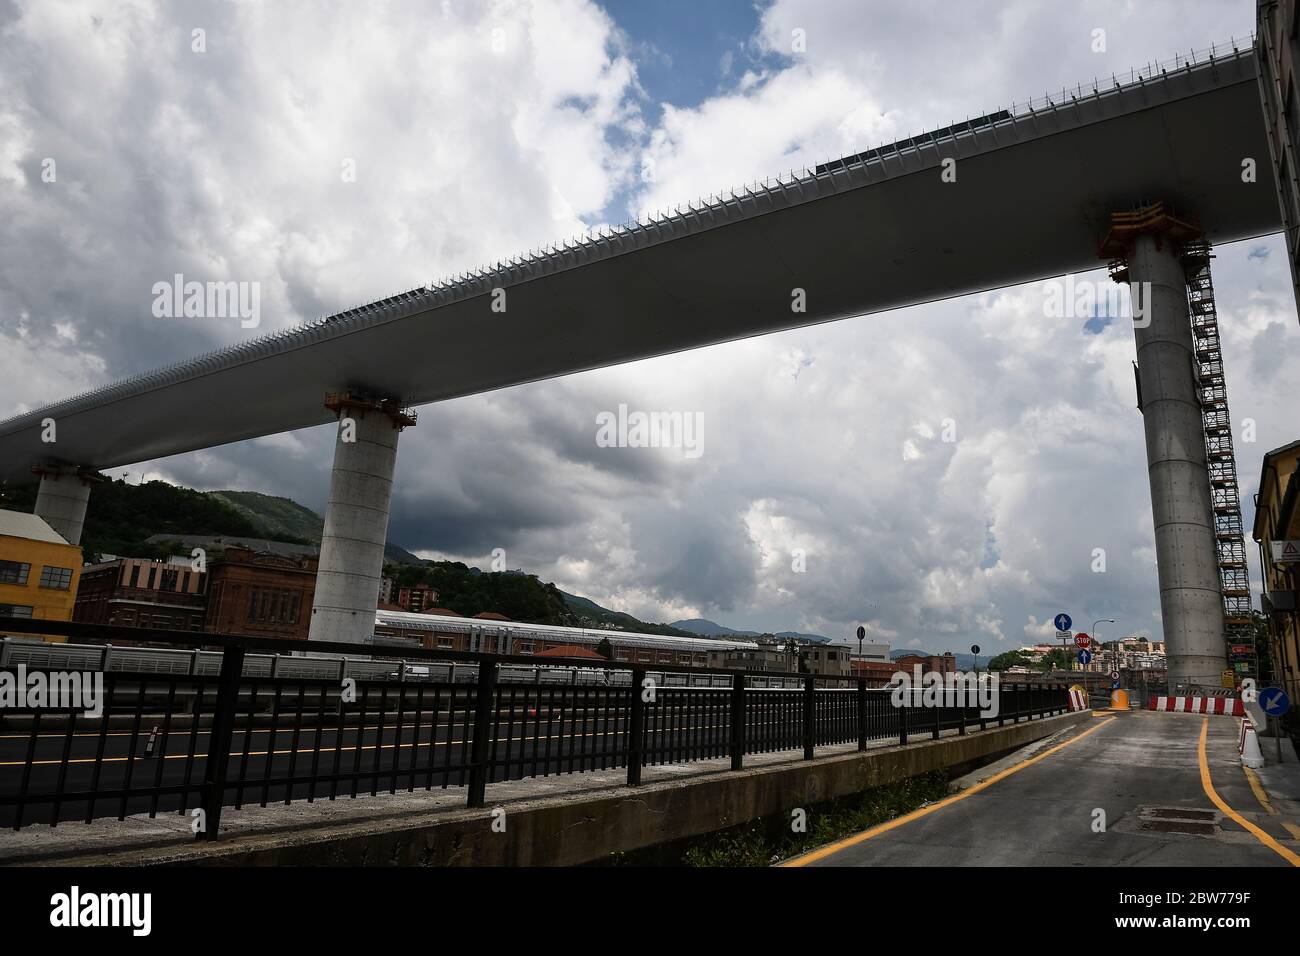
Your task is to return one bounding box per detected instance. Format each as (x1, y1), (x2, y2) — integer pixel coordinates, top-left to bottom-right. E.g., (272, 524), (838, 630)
(0, 45), (1278, 481)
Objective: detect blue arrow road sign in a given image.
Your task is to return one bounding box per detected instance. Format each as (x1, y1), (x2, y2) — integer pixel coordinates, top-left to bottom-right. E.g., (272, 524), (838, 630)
(1260, 687), (1291, 717)
(1077, 648), (1092, 666)
(1054, 613), (1072, 631)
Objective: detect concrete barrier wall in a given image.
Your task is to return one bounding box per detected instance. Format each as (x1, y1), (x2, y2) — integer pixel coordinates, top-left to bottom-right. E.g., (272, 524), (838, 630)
(33, 709), (1089, 867)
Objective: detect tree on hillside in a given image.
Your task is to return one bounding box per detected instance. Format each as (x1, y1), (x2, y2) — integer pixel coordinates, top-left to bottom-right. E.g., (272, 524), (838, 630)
(0, 478), (272, 560)
(987, 649), (1035, 672)
(1039, 648), (1072, 672)
(383, 560), (577, 626)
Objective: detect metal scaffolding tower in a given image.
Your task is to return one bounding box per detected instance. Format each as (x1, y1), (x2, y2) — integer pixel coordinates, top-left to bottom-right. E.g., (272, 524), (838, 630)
(1182, 240), (1256, 680)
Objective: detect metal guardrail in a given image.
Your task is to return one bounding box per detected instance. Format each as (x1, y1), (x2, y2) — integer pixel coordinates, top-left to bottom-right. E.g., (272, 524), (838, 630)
(0, 618), (1069, 839)
(0, 636), (802, 688)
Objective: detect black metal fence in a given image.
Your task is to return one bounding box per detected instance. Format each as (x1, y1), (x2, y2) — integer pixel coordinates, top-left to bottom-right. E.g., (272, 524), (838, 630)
(0, 618), (1070, 839)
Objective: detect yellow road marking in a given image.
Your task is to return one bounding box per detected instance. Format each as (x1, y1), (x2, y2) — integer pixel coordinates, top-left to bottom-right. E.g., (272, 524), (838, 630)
(780, 716), (1117, 867)
(1197, 718), (1300, 867)
(1243, 764), (1276, 814)
(1236, 734), (1300, 844)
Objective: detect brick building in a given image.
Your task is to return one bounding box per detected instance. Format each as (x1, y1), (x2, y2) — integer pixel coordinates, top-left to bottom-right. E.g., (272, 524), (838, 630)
(203, 547), (317, 642)
(892, 652), (958, 675)
(73, 555), (206, 631)
(394, 584), (439, 613)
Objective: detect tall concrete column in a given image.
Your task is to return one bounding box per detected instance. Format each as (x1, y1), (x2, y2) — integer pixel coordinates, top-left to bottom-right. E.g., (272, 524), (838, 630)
(307, 397), (414, 645)
(1126, 232), (1226, 688)
(33, 465), (93, 546)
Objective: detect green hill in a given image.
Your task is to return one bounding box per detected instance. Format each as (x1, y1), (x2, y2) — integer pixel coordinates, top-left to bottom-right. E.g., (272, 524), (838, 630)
(0, 480), (423, 564)
(389, 562), (578, 624)
(207, 490), (421, 564)
(0, 478), (272, 559)
(559, 591), (698, 637)
(208, 490), (324, 543)
(1, 479), (691, 634)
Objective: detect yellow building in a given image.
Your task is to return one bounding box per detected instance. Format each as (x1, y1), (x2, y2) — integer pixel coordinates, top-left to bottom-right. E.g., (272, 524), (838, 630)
(0, 511), (83, 642)
(1252, 439), (1300, 702)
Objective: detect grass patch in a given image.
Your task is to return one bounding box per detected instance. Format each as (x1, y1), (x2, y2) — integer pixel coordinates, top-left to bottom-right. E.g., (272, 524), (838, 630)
(605, 770), (951, 867)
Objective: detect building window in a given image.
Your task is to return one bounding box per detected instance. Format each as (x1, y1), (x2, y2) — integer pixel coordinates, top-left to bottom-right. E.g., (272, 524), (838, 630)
(0, 604), (34, 618)
(437, 638), (454, 649)
(38, 566), (73, 590)
(161, 568), (179, 591)
(0, 561), (30, 586)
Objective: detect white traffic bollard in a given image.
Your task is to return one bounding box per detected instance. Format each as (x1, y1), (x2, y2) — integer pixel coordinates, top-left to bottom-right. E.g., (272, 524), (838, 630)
(1241, 715), (1265, 769)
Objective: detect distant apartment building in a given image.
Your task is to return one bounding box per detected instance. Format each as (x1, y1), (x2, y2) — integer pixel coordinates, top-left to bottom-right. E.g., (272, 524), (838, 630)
(850, 659), (900, 684)
(0, 512), (83, 642)
(394, 584), (439, 613)
(1253, 438), (1300, 702)
(893, 652), (957, 675)
(711, 637), (852, 676)
(74, 555), (207, 631)
(203, 547), (317, 641)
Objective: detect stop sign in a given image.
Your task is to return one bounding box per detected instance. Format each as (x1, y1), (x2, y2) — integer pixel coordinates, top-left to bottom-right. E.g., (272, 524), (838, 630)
(1074, 632), (1091, 649)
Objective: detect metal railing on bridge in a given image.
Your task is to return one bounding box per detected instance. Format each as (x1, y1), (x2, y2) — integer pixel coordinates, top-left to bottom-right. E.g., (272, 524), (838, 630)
(0, 618), (1069, 839)
(0, 636), (803, 689)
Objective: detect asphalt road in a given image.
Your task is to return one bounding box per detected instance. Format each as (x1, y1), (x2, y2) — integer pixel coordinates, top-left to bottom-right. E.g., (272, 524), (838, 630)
(790, 710), (1296, 867)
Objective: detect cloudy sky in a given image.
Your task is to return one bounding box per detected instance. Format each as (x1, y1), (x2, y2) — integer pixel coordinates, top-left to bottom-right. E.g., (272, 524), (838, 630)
(2, 0), (1296, 653)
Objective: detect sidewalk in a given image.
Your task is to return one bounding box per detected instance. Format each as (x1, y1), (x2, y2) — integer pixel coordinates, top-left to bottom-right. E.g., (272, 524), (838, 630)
(1235, 720), (1300, 846)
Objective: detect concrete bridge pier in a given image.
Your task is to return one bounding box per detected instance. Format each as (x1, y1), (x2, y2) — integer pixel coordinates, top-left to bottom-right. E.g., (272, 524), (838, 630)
(307, 395), (415, 645)
(32, 463), (96, 546)
(1103, 206), (1226, 689)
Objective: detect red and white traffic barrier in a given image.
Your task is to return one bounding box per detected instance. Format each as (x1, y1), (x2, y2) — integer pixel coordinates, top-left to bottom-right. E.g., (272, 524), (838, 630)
(1068, 688), (1088, 711)
(1149, 695), (1244, 716)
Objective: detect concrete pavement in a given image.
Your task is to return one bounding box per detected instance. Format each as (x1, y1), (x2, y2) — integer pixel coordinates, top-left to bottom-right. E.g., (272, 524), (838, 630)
(788, 710), (1300, 867)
